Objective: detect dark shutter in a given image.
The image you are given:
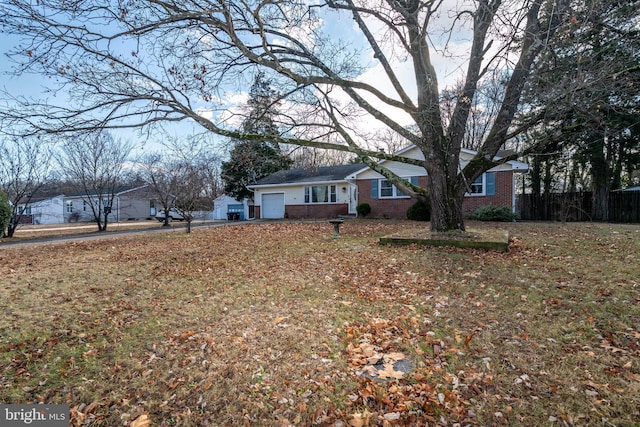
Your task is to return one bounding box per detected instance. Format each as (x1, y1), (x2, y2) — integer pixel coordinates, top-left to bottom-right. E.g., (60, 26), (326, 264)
(486, 172), (496, 196)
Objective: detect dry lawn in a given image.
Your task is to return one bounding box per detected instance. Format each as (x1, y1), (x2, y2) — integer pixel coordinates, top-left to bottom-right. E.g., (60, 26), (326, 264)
(0, 220), (638, 426)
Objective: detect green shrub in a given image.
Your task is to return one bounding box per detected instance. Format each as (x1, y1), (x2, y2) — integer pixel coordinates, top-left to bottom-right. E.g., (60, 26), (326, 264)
(468, 205), (518, 222)
(356, 203), (371, 217)
(406, 200), (430, 221)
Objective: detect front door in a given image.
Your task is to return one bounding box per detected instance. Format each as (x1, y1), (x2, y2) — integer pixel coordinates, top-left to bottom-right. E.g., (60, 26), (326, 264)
(348, 184), (358, 214)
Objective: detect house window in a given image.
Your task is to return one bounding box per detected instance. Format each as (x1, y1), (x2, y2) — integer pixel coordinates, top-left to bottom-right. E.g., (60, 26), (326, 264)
(20, 206), (31, 215)
(304, 185), (337, 203)
(376, 178), (414, 198)
(83, 200), (88, 212)
(66, 201), (73, 213)
(470, 175), (484, 194)
(468, 172), (496, 196)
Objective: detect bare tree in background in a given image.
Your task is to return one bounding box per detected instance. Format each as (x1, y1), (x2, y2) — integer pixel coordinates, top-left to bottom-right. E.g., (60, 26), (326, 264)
(0, 136), (52, 237)
(141, 148), (221, 231)
(172, 161), (211, 233)
(58, 131), (134, 231)
(140, 153), (181, 227)
(4, 0), (635, 231)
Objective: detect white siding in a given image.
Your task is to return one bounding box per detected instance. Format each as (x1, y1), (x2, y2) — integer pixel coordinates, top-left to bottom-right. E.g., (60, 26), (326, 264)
(357, 149), (516, 180)
(253, 182), (351, 207)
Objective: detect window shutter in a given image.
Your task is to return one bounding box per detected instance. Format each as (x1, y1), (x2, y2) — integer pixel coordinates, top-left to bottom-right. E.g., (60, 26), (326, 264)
(371, 180), (378, 199)
(486, 172), (496, 195)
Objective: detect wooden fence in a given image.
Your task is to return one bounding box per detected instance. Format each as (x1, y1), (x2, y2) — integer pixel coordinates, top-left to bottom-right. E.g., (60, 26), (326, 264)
(517, 191), (640, 223)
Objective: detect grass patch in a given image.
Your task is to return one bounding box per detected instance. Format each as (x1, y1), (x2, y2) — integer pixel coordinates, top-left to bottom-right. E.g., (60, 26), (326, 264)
(0, 220), (638, 425)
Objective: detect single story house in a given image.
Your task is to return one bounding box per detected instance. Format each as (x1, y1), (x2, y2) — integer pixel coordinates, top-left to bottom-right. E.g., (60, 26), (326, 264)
(248, 145), (528, 219)
(64, 185), (155, 222)
(17, 194), (66, 225)
(213, 194), (254, 220)
(248, 164), (365, 219)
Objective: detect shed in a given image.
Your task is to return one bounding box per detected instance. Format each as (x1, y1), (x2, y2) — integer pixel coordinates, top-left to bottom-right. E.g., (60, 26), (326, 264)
(213, 195), (253, 220)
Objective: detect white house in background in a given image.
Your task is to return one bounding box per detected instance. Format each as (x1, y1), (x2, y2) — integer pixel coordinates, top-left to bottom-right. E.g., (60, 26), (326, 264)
(213, 194), (254, 220)
(64, 185), (155, 222)
(17, 194), (66, 225)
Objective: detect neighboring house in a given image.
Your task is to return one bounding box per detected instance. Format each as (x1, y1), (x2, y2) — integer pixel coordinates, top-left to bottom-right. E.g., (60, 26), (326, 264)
(213, 194), (254, 220)
(248, 164), (365, 219)
(64, 185), (155, 223)
(17, 194), (65, 225)
(249, 146), (528, 219)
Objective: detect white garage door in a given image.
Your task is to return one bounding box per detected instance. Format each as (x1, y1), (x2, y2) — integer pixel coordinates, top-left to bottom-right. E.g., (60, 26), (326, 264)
(261, 193), (285, 219)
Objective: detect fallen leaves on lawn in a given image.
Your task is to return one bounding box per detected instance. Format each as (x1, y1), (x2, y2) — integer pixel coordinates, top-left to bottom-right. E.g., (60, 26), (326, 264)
(129, 414), (150, 427)
(341, 317), (475, 425)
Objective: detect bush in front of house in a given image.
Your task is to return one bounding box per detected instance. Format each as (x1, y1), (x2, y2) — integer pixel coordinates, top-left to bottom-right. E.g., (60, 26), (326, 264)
(407, 200), (430, 221)
(468, 205), (519, 222)
(356, 203), (371, 217)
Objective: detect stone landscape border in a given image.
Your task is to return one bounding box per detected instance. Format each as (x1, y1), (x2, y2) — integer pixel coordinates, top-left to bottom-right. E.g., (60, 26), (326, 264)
(379, 228), (510, 251)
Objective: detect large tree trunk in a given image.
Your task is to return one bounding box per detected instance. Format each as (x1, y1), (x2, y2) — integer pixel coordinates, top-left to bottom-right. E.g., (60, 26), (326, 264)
(426, 167), (465, 232)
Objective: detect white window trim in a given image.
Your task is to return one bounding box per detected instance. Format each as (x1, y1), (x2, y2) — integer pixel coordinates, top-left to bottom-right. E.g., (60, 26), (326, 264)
(468, 174), (486, 196)
(378, 178), (411, 199)
(304, 184), (338, 204)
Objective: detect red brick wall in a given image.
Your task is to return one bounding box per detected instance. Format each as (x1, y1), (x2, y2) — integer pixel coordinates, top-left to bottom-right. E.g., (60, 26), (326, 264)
(254, 204), (349, 219)
(356, 176), (429, 219)
(285, 203), (349, 219)
(461, 171), (514, 213)
(356, 171), (514, 219)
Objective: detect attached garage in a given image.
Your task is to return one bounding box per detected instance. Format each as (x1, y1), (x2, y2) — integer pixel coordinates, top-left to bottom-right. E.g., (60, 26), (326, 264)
(261, 193), (285, 219)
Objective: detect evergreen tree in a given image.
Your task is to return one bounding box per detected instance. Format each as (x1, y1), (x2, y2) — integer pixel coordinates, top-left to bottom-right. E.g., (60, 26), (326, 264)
(221, 72), (292, 200)
(0, 191), (11, 238)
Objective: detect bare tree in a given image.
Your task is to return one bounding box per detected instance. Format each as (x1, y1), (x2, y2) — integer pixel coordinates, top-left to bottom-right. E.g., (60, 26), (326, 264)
(139, 153), (181, 227)
(58, 131), (134, 231)
(0, 136), (52, 237)
(141, 149), (220, 231)
(522, 0), (640, 221)
(172, 161), (211, 233)
(2, 0), (621, 231)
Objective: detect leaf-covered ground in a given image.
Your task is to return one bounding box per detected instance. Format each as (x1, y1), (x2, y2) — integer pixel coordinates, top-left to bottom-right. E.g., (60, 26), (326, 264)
(0, 221), (638, 426)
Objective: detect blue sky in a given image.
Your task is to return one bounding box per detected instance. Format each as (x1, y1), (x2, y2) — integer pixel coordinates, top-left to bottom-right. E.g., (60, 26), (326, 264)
(0, 4), (473, 154)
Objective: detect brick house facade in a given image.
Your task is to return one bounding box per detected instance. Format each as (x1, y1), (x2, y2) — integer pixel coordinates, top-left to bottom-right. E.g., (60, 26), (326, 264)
(248, 147), (527, 220)
(355, 171), (515, 219)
